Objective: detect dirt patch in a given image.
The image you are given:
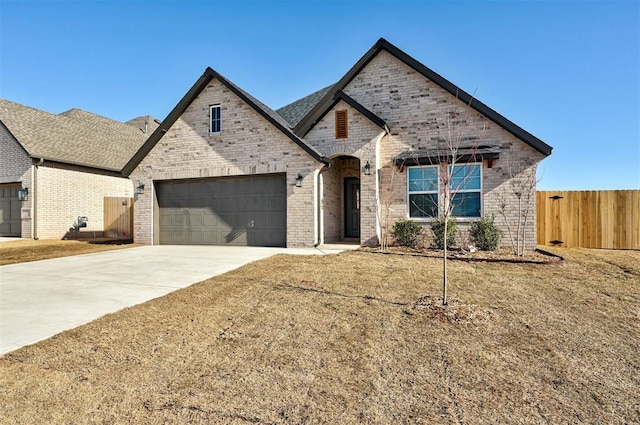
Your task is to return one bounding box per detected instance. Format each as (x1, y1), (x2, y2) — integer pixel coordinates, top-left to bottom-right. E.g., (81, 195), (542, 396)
(411, 295), (494, 324)
(0, 239), (139, 266)
(0, 248), (638, 423)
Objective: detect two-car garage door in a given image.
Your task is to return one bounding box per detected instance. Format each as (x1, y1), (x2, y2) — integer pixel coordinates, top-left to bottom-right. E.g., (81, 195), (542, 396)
(0, 184), (21, 237)
(157, 174), (286, 246)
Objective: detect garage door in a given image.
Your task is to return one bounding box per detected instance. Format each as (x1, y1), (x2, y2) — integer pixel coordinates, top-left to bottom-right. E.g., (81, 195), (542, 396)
(157, 174), (286, 246)
(0, 184), (21, 237)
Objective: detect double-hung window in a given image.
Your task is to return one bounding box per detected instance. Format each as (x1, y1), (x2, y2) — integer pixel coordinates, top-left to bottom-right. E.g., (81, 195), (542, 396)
(210, 105), (221, 134)
(408, 166), (439, 218)
(408, 163), (481, 219)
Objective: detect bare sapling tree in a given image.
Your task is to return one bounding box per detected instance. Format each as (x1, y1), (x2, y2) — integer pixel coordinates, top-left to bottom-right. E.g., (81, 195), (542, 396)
(434, 118), (485, 306)
(410, 95), (487, 306)
(498, 163), (538, 256)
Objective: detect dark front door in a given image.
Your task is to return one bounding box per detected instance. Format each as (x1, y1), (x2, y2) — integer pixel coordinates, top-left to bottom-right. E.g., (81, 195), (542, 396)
(344, 177), (360, 238)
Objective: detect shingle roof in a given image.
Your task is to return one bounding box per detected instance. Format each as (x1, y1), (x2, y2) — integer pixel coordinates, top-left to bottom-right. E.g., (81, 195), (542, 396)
(125, 115), (160, 135)
(276, 84), (334, 128)
(0, 99), (152, 171)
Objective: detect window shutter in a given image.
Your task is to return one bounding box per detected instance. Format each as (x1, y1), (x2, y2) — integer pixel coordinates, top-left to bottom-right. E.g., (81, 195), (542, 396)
(335, 110), (348, 139)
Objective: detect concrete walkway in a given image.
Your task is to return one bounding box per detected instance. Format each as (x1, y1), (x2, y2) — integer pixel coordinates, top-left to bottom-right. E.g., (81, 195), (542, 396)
(0, 245), (350, 355)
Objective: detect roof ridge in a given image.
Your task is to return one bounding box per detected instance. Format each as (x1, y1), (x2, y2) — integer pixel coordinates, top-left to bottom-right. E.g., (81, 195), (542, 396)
(0, 98), (62, 120)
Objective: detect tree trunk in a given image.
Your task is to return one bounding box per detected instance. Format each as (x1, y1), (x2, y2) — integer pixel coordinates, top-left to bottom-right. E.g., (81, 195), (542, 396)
(443, 218), (448, 306)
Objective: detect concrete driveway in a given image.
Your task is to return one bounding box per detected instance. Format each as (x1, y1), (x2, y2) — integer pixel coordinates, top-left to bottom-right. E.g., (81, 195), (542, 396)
(0, 244), (348, 355)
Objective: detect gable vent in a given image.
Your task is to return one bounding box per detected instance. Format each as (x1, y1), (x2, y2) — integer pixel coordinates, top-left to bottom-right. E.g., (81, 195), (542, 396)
(335, 110), (348, 139)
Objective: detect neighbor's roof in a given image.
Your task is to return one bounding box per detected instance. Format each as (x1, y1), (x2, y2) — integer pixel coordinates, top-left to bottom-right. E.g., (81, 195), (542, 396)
(0, 99), (155, 171)
(284, 38), (552, 156)
(122, 67), (330, 176)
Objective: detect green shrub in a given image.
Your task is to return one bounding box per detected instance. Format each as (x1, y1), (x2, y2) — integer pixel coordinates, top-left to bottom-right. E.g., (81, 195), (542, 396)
(469, 215), (503, 251)
(430, 217), (457, 249)
(391, 219), (423, 248)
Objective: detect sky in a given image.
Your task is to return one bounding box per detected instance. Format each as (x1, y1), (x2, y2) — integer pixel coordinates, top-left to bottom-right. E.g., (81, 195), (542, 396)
(0, 0), (638, 190)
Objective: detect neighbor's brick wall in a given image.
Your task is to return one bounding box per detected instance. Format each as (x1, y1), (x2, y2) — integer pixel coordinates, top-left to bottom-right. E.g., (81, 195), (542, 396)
(343, 50), (545, 249)
(130, 78), (321, 247)
(0, 123), (33, 237)
(305, 100), (384, 245)
(35, 163), (133, 239)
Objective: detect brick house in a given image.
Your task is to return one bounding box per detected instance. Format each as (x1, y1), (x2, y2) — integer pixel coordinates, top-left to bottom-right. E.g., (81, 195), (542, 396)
(0, 99), (155, 239)
(124, 38), (552, 248)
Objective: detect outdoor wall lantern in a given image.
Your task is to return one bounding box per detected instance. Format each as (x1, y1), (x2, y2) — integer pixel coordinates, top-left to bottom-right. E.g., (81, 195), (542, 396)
(363, 161), (372, 176)
(135, 183), (145, 195)
(17, 188), (29, 201)
(296, 174), (303, 188)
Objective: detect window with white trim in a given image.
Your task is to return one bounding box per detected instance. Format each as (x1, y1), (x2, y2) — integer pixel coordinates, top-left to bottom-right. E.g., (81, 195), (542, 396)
(210, 105), (221, 134)
(408, 163), (481, 218)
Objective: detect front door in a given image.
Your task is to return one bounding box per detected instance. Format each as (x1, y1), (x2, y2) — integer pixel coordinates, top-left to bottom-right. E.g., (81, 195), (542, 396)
(344, 177), (360, 238)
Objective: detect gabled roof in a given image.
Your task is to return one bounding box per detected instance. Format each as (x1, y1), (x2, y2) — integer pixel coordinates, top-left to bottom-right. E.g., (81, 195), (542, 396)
(311, 90), (387, 131)
(293, 38), (552, 156)
(0, 99), (152, 171)
(122, 67), (329, 176)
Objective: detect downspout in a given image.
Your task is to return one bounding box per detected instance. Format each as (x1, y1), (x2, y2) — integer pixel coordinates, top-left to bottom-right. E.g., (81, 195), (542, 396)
(33, 158), (44, 239)
(375, 126), (390, 244)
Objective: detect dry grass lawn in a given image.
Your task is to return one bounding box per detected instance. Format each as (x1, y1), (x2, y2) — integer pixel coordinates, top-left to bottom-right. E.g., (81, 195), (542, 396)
(0, 248), (638, 423)
(0, 239), (138, 266)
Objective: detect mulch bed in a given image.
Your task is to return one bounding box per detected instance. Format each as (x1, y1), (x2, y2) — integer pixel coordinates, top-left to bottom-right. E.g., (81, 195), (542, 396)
(359, 246), (564, 264)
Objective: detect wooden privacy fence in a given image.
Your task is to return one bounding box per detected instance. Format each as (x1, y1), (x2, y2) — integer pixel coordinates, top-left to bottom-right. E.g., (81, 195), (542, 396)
(104, 197), (134, 240)
(537, 190), (640, 249)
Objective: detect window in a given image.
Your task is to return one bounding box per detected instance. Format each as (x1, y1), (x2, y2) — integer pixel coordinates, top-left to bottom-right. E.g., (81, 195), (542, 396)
(408, 163), (481, 219)
(408, 166), (439, 218)
(210, 105), (221, 134)
(335, 110), (348, 139)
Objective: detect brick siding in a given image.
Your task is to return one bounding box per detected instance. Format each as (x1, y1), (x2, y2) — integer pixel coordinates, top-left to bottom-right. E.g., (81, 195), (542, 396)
(340, 50), (545, 249)
(1, 124), (33, 237)
(129, 79), (322, 247)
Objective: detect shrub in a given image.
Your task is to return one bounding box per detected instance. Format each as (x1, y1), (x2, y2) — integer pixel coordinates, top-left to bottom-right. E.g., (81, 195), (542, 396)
(430, 217), (457, 249)
(469, 215), (503, 251)
(391, 219), (423, 248)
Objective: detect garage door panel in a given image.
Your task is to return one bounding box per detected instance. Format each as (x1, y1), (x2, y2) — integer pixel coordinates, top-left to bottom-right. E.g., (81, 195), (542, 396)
(0, 184), (21, 237)
(157, 175), (286, 246)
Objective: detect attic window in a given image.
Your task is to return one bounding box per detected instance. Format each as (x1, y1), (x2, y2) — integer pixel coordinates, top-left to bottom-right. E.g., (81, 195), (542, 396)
(210, 105), (221, 134)
(335, 110), (348, 139)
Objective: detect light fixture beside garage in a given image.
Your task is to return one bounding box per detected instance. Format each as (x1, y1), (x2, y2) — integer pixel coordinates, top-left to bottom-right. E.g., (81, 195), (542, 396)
(135, 183), (145, 195)
(296, 174), (303, 187)
(17, 188), (28, 201)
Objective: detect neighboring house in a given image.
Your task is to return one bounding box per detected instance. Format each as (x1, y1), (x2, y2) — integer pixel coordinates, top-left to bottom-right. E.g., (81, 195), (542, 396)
(0, 99), (156, 238)
(123, 38), (552, 248)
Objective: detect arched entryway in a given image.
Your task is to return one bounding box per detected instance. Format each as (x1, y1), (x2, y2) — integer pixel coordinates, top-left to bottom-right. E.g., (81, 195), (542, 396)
(321, 155), (361, 244)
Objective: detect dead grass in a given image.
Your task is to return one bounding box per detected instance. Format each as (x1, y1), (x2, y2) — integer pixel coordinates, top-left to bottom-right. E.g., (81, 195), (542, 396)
(0, 247), (638, 423)
(0, 239), (139, 266)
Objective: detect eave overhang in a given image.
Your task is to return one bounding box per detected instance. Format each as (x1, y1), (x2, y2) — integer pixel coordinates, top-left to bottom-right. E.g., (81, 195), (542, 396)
(393, 145), (502, 167)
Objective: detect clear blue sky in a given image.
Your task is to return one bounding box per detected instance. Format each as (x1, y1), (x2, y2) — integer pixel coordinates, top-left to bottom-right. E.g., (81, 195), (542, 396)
(1, 0), (638, 190)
